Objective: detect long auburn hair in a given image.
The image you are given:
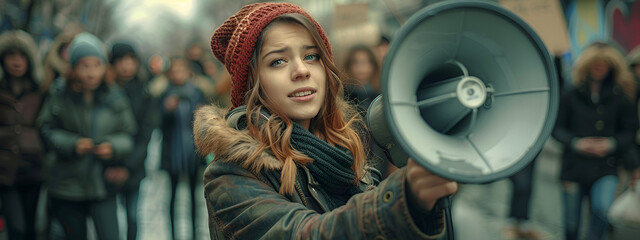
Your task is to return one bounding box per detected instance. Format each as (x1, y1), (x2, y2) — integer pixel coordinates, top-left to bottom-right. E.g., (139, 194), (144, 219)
(242, 13), (367, 195)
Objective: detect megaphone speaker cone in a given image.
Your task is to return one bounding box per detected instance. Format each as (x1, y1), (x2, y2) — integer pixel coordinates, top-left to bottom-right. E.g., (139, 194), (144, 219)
(367, 0), (558, 183)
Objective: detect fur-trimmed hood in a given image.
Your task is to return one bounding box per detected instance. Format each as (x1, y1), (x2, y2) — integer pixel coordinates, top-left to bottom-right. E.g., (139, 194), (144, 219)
(0, 30), (44, 84)
(572, 43), (635, 99)
(45, 30), (78, 75)
(193, 105), (283, 175)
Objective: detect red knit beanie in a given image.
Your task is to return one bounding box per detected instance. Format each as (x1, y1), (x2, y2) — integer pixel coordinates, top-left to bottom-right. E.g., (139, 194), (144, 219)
(210, 2), (333, 108)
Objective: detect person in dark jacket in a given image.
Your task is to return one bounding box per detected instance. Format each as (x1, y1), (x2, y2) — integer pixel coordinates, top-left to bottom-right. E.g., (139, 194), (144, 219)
(0, 29), (45, 240)
(552, 42), (639, 240)
(37, 32), (136, 240)
(626, 45), (640, 188)
(192, 3), (458, 239)
(109, 41), (157, 240)
(159, 57), (204, 240)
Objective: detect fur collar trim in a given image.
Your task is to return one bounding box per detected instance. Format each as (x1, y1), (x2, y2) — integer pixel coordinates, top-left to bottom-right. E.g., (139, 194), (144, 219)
(193, 105), (283, 174)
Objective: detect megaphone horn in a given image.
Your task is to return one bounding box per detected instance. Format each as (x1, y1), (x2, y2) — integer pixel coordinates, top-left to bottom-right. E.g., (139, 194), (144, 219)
(366, 0), (559, 184)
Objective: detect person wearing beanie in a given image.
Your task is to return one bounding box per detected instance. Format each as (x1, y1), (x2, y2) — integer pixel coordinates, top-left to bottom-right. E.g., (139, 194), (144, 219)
(108, 41), (158, 240)
(193, 3), (457, 239)
(553, 42), (639, 240)
(37, 32), (136, 240)
(0, 29), (46, 240)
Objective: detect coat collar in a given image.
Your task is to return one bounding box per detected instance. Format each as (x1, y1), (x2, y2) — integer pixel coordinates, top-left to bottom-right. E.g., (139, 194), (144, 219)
(193, 105), (283, 175)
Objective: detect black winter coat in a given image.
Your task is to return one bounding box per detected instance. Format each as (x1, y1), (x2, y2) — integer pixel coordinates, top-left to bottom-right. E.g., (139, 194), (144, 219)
(553, 80), (638, 185)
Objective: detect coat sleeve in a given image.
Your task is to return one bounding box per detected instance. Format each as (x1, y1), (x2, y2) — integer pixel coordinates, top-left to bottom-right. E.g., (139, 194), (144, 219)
(102, 98), (137, 161)
(614, 96), (639, 169)
(123, 93), (158, 170)
(613, 96), (638, 153)
(552, 91), (576, 147)
(36, 96), (81, 158)
(204, 163), (446, 240)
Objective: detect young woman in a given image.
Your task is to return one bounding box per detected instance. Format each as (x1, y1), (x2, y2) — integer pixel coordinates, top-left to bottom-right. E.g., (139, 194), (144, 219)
(37, 32), (136, 240)
(193, 3), (457, 239)
(553, 42), (639, 240)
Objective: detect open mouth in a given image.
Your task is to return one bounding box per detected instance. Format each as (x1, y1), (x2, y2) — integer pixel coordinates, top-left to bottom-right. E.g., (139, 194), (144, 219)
(289, 90), (314, 97)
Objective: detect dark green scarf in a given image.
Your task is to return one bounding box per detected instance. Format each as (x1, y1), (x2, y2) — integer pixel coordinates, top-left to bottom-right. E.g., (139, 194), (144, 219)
(289, 122), (361, 209)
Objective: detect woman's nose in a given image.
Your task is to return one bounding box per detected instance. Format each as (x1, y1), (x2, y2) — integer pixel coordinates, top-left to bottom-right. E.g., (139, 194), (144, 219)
(291, 58), (311, 81)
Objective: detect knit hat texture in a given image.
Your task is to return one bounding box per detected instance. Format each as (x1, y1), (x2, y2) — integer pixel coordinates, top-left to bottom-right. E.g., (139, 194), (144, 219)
(110, 42), (137, 63)
(210, 2), (333, 108)
(69, 32), (107, 67)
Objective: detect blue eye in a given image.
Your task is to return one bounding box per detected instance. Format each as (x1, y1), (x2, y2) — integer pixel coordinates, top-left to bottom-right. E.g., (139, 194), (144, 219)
(304, 54), (319, 61)
(270, 59), (285, 67)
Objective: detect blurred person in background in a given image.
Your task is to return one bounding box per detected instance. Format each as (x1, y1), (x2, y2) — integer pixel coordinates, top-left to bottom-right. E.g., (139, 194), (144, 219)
(37, 32), (136, 240)
(159, 57), (205, 240)
(0, 29), (45, 240)
(342, 43), (395, 178)
(149, 53), (215, 102)
(552, 42), (640, 240)
(146, 53), (167, 80)
(109, 41), (158, 240)
(201, 56), (232, 108)
(186, 41), (206, 76)
(626, 45), (640, 188)
(342, 44), (380, 115)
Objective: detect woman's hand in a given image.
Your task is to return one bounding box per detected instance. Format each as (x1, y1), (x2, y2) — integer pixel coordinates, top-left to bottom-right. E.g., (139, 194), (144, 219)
(76, 138), (94, 155)
(575, 137), (612, 157)
(94, 142), (113, 160)
(406, 158), (458, 211)
(164, 95), (179, 111)
(104, 166), (129, 185)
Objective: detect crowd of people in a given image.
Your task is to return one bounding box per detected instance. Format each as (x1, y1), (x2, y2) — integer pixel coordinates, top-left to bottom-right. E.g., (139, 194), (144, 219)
(1, 2), (640, 240)
(0, 25), (228, 240)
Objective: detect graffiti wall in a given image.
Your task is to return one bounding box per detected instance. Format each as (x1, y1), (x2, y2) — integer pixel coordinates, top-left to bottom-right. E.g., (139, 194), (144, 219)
(565, 0), (640, 58)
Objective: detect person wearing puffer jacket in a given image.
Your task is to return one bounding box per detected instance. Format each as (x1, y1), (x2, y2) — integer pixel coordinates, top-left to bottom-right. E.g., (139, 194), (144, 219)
(0, 29), (45, 240)
(37, 32), (136, 240)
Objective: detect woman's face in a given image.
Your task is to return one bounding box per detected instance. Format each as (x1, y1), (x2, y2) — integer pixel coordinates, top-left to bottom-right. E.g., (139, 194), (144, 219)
(588, 59), (610, 82)
(258, 22), (326, 129)
(2, 50), (28, 78)
(74, 56), (106, 92)
(349, 50), (374, 84)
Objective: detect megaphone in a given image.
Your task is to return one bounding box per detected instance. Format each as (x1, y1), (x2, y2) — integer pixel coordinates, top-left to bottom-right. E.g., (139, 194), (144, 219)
(366, 0), (559, 183)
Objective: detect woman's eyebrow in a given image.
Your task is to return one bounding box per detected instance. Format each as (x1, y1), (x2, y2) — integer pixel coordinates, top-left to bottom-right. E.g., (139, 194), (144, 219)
(262, 46), (289, 60)
(262, 45), (319, 60)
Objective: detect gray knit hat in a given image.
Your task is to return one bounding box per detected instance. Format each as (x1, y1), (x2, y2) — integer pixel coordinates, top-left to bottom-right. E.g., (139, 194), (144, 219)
(68, 32), (107, 66)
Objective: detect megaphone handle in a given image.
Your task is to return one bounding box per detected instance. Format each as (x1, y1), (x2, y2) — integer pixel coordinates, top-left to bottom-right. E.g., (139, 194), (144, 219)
(437, 195), (454, 240)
